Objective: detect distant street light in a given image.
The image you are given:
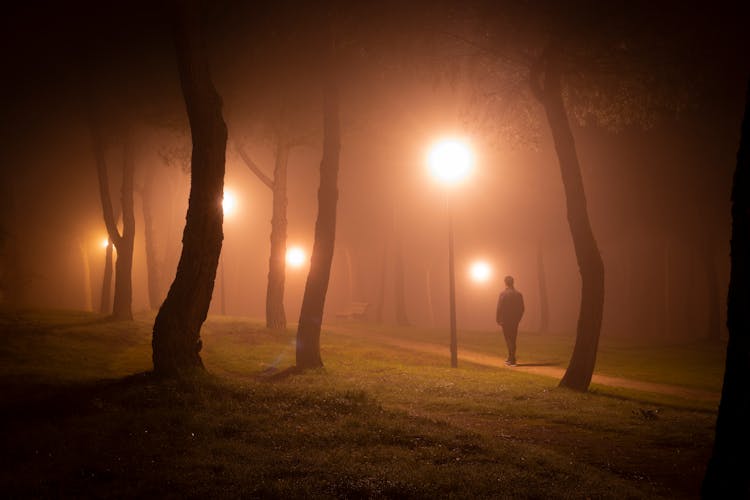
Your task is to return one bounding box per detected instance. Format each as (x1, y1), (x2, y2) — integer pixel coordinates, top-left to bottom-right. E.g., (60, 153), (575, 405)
(100, 237), (110, 249)
(286, 246), (307, 269)
(427, 137), (474, 368)
(469, 260), (492, 284)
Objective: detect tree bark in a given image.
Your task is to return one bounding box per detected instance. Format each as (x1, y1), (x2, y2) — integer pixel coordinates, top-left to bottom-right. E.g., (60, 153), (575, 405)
(295, 65), (340, 370)
(531, 46), (605, 391)
(142, 166), (162, 310)
(266, 139), (289, 330)
(152, 0), (228, 377)
(702, 79), (750, 498)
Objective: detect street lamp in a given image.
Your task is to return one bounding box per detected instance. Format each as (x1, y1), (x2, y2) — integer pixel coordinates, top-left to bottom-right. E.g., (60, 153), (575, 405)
(427, 137), (474, 368)
(469, 260), (492, 284)
(286, 245), (307, 269)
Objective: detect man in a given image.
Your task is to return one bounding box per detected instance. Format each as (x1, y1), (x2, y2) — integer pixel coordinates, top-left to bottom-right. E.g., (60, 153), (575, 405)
(496, 275), (524, 367)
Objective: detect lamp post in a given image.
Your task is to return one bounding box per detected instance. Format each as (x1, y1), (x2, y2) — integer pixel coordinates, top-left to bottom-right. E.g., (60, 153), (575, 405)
(427, 138), (474, 368)
(221, 188), (237, 315)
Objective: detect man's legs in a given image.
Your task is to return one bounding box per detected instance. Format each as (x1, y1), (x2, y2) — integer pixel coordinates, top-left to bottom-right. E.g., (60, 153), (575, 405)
(502, 323), (518, 366)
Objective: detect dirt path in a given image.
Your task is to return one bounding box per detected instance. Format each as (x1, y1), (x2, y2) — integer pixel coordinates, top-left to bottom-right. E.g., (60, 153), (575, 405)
(327, 324), (720, 403)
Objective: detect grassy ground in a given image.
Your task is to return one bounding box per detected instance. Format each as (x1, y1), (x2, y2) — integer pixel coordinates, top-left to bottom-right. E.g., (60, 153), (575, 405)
(0, 310), (721, 498)
(339, 321), (726, 392)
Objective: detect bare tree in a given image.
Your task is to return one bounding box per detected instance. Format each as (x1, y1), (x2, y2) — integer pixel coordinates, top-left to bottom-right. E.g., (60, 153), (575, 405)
(90, 124), (135, 321)
(529, 44), (604, 389)
(236, 138), (292, 330)
(295, 52), (340, 369)
(152, 0), (228, 376)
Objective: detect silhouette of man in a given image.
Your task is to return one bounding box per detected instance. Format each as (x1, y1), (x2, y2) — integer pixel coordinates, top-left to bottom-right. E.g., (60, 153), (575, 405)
(496, 275), (524, 366)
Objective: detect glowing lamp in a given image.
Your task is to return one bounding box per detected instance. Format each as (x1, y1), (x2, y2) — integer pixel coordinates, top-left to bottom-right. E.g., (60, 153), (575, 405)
(469, 260), (492, 283)
(286, 246), (306, 268)
(427, 138), (474, 186)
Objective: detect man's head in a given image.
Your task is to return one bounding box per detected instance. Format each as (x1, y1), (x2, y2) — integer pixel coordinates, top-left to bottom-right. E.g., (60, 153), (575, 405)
(504, 275), (514, 288)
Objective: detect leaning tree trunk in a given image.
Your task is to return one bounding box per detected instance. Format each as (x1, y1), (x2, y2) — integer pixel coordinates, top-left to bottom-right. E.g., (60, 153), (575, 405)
(532, 46), (605, 391)
(142, 166), (163, 310)
(295, 68), (340, 370)
(702, 79), (750, 498)
(266, 139), (290, 330)
(152, 0), (228, 376)
(91, 123), (134, 321)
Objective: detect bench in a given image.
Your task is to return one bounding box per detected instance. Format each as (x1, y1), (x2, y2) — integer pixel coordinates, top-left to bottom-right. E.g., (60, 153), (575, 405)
(336, 302), (370, 320)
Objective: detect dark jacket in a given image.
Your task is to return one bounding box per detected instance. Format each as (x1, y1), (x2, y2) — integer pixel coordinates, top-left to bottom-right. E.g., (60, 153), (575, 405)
(496, 287), (524, 326)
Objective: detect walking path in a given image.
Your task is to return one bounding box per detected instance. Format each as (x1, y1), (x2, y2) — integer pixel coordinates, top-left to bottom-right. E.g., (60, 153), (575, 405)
(327, 324), (720, 403)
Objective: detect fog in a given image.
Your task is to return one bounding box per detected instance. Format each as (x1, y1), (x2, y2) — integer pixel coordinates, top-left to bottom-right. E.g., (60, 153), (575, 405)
(1, 1), (745, 343)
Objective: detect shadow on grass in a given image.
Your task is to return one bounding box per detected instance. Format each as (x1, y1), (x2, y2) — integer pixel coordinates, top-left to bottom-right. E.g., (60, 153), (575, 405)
(0, 372), (155, 425)
(257, 365), (327, 382)
(588, 386), (718, 414)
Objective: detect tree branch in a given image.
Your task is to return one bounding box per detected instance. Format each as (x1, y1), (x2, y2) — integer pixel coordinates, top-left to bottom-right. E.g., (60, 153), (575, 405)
(235, 143), (274, 190)
(89, 120), (123, 246)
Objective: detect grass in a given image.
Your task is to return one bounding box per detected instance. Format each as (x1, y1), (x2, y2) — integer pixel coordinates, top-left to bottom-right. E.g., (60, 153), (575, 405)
(335, 321), (726, 392)
(0, 309), (721, 498)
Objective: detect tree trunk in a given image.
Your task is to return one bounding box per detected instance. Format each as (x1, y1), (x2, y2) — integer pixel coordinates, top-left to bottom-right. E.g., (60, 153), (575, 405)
(537, 241), (550, 333)
(295, 66), (340, 370)
(100, 240), (113, 313)
(266, 139), (289, 330)
(112, 136), (135, 320)
(142, 166), (162, 310)
(90, 121), (134, 321)
(236, 139), (290, 330)
(702, 79), (750, 498)
(152, 0), (228, 377)
(532, 46), (605, 391)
